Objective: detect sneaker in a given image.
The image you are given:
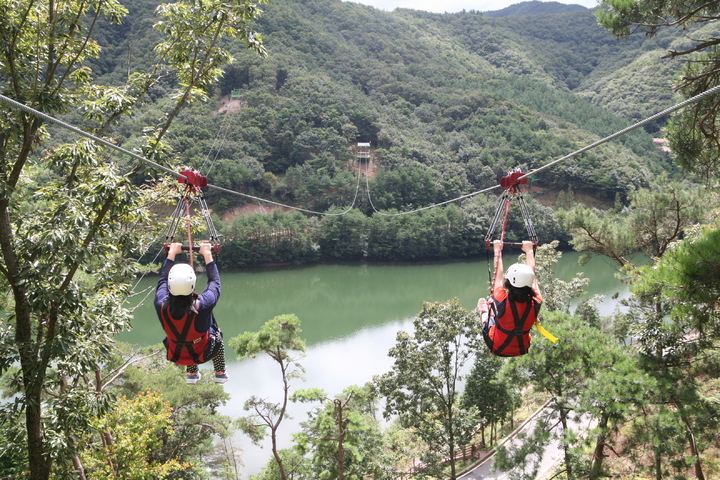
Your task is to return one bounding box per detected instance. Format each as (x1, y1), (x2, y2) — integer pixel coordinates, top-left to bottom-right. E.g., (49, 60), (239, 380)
(214, 372), (229, 384)
(186, 372), (201, 384)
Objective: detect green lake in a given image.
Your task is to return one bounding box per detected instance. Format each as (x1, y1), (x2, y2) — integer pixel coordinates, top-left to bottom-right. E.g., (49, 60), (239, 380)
(118, 251), (630, 475)
(120, 251), (628, 347)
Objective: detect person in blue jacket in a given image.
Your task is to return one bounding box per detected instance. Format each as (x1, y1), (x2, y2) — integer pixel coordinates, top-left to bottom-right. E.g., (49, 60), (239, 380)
(154, 242), (228, 384)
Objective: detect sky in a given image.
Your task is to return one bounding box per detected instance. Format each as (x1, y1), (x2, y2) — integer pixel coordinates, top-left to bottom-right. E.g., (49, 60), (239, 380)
(345, 0), (599, 14)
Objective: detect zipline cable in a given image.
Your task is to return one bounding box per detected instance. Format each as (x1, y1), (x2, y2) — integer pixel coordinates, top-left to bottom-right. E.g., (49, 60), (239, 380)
(201, 110), (235, 177)
(364, 84), (720, 216)
(0, 92), (362, 216)
(363, 158), (501, 216)
(206, 159), (364, 215)
(4, 82), (720, 218)
(518, 83), (720, 182)
(0, 94), (177, 291)
(0, 93), (188, 181)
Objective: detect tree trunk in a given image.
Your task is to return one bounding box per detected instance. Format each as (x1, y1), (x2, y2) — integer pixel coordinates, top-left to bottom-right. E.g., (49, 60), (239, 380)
(559, 407), (573, 479)
(510, 401), (515, 430)
(448, 410), (456, 480)
(679, 412), (705, 480)
(589, 413), (609, 480)
(336, 400), (345, 480)
(69, 436), (87, 480)
(1, 205), (52, 480)
(25, 389), (52, 480)
(272, 353), (289, 480)
(71, 455), (87, 480)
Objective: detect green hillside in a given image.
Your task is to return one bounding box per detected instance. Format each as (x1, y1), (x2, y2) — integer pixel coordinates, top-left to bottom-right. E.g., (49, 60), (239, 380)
(3, 1), (719, 477)
(91, 0), (684, 215)
(484, 0), (588, 16)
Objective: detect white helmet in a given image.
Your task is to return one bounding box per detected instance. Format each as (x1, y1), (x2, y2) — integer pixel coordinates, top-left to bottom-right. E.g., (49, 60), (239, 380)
(505, 263), (535, 288)
(168, 263), (196, 296)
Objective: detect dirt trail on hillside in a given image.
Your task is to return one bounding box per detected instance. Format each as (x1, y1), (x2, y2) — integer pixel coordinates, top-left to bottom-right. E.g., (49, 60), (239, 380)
(218, 95), (244, 114)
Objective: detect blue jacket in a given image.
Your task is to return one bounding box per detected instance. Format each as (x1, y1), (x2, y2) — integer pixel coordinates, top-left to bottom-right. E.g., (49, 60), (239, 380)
(154, 259), (222, 363)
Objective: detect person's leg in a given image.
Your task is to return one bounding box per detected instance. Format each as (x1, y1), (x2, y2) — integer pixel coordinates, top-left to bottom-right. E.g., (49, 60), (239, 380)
(477, 297), (489, 326)
(211, 335), (228, 384)
(202, 320), (229, 384)
(478, 298), (497, 352)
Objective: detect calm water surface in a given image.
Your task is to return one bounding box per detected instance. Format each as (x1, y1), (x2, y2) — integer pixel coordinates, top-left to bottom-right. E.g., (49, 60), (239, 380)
(119, 251), (629, 475)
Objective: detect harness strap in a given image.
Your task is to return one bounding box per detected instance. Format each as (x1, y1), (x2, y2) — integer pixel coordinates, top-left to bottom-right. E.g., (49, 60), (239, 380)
(176, 336), (204, 345)
(160, 306), (203, 364)
(494, 300), (533, 355)
(534, 319), (558, 344)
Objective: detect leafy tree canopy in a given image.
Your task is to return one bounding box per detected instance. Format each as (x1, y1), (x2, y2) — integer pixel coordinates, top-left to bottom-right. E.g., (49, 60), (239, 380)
(598, 0), (720, 179)
(375, 298), (480, 480)
(0, 0), (266, 476)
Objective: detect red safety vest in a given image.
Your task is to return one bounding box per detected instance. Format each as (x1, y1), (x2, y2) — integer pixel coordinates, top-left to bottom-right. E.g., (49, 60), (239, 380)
(488, 297), (540, 356)
(160, 303), (210, 366)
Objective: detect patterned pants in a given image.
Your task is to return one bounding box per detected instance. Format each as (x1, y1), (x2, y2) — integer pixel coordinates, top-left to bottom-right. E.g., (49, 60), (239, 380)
(186, 339), (226, 374)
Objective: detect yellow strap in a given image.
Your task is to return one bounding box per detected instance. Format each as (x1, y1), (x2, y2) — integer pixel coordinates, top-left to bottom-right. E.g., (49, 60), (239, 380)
(534, 319), (558, 344)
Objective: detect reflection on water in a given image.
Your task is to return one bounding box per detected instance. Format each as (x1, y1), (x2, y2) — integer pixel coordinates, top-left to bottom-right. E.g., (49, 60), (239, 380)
(121, 252), (630, 347)
(118, 252), (630, 475)
(219, 319), (413, 474)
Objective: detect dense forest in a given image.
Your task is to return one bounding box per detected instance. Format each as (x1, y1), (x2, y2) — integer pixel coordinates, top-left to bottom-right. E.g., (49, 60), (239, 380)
(2, 0), (720, 477)
(81, 0), (696, 267)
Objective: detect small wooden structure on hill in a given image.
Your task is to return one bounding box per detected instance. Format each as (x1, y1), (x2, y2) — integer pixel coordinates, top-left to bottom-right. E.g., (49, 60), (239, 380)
(356, 142), (371, 163)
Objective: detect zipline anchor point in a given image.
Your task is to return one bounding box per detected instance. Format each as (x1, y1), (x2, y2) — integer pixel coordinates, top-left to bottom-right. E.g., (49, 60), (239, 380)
(163, 167), (221, 258)
(177, 167), (208, 189)
(484, 168), (538, 251)
(499, 169), (528, 191)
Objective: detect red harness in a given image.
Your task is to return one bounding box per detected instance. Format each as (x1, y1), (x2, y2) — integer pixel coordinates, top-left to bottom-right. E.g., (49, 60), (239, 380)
(488, 298), (540, 356)
(160, 303), (210, 365)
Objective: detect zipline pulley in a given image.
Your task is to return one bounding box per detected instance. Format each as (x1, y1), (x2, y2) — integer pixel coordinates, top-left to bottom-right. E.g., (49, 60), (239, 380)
(163, 167), (222, 266)
(482, 169), (559, 347)
(485, 168), (538, 251)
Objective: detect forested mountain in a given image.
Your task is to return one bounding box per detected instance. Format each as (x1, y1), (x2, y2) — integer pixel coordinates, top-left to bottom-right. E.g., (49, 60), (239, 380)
(3, 0), (719, 477)
(82, 0), (692, 264)
(95, 0), (680, 189)
(484, 1), (587, 17)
